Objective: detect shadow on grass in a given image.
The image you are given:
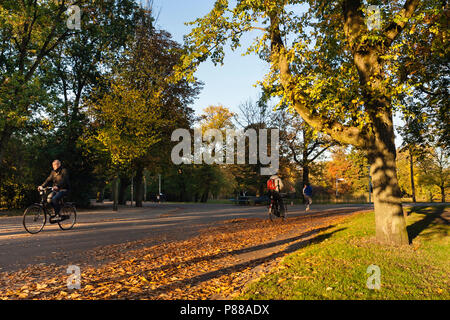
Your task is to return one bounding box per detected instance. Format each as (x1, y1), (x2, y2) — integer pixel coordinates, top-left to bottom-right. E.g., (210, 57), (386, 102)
(147, 227), (346, 297)
(45, 225), (346, 298)
(406, 206), (449, 244)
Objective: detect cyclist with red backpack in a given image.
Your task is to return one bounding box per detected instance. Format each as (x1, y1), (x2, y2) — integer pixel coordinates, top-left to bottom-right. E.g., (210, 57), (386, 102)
(267, 174), (285, 217)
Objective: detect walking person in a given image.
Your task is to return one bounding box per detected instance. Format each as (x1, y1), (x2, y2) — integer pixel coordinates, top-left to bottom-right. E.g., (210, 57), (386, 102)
(303, 182), (312, 211)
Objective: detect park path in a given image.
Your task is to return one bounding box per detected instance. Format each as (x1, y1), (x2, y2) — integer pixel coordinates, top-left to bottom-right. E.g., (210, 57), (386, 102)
(0, 202), (373, 273)
(0, 203), (371, 299)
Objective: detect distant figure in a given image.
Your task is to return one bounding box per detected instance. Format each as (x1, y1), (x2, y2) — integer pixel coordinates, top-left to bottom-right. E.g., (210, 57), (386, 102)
(267, 174), (285, 217)
(303, 182), (313, 211)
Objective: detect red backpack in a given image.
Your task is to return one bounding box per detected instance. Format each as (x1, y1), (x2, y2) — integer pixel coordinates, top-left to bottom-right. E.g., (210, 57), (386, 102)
(267, 179), (277, 191)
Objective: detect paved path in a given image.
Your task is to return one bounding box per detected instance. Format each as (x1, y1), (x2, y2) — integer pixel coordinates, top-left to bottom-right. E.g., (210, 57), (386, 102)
(0, 202), (438, 273)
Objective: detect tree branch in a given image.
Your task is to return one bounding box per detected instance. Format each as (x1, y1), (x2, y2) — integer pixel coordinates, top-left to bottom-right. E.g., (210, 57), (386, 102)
(269, 13), (370, 148)
(383, 0), (421, 47)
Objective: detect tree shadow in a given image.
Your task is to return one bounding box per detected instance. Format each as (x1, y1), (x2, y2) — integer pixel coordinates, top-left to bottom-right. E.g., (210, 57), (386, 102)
(140, 225), (334, 274)
(406, 206), (448, 244)
(150, 227), (346, 297)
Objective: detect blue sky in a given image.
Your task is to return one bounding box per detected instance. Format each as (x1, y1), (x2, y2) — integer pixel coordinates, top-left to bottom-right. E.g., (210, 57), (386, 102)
(151, 0), (270, 118)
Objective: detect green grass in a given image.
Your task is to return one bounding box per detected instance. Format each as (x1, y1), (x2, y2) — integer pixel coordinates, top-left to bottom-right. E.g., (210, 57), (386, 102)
(238, 205), (450, 300)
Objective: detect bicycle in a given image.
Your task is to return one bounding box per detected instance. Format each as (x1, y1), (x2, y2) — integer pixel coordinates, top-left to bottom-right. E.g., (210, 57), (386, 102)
(268, 192), (287, 222)
(23, 187), (77, 234)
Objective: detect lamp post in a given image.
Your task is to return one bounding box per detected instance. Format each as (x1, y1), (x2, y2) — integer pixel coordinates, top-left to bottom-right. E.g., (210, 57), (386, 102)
(131, 175), (133, 207)
(368, 165), (372, 204)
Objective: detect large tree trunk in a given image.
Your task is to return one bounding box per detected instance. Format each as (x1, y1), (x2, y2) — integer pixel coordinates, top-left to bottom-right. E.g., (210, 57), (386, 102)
(441, 186), (445, 203)
(368, 112), (409, 245)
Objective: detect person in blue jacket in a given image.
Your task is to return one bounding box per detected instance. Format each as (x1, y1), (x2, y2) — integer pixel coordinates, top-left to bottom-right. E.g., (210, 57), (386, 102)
(303, 182), (313, 211)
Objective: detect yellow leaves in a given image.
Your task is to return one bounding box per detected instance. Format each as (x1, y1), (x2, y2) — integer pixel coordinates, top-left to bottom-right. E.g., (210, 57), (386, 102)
(128, 287), (142, 293)
(293, 275), (313, 280)
(68, 292), (81, 299)
(277, 277), (287, 284)
(0, 212), (354, 300)
(36, 283), (48, 290)
(59, 291), (68, 297)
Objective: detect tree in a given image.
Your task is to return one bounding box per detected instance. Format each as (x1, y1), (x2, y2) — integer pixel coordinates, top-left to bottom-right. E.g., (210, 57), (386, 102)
(417, 146), (449, 203)
(175, 0), (449, 245)
(0, 0), (88, 166)
(398, 112), (429, 203)
(232, 98), (278, 196)
(275, 110), (334, 189)
(86, 7), (200, 208)
(195, 105), (235, 202)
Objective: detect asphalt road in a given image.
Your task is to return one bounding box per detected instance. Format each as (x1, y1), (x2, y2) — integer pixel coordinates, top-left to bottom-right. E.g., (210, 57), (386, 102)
(0, 202), (379, 273)
(1, 201), (444, 273)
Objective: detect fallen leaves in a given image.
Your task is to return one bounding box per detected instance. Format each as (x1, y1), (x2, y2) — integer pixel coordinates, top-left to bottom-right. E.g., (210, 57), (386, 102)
(0, 210), (358, 300)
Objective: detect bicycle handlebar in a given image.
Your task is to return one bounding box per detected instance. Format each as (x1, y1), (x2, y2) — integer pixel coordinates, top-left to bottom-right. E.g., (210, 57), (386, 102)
(38, 186), (55, 191)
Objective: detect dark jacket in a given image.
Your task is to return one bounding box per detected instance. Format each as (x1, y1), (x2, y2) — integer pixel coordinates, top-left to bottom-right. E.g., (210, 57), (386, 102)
(41, 167), (70, 191)
(303, 185), (312, 197)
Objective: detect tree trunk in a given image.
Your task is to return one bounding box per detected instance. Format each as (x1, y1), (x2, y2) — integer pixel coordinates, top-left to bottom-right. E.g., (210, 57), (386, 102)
(201, 190), (209, 203)
(118, 176), (130, 205)
(369, 122), (409, 245)
(0, 127), (12, 168)
(135, 167), (144, 207)
(441, 186), (445, 203)
(409, 148), (416, 202)
(302, 164), (310, 186)
(113, 178), (119, 211)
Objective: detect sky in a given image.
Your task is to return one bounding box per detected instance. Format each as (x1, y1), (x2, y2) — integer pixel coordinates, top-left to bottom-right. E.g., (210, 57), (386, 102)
(147, 0), (405, 147)
(150, 0), (270, 118)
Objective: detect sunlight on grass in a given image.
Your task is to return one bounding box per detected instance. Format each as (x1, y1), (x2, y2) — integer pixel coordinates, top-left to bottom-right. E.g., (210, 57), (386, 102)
(239, 205), (449, 300)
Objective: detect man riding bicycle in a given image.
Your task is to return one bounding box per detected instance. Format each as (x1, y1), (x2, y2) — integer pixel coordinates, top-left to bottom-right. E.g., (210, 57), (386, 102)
(267, 174), (285, 217)
(38, 160), (70, 217)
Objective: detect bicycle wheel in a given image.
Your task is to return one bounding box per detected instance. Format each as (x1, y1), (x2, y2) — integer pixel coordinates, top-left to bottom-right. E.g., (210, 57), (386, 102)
(23, 204), (46, 234)
(269, 203), (286, 222)
(280, 202), (287, 220)
(268, 204), (278, 222)
(58, 204), (77, 230)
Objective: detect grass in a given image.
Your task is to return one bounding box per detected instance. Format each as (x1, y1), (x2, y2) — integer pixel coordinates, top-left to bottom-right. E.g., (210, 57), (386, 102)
(238, 205), (449, 300)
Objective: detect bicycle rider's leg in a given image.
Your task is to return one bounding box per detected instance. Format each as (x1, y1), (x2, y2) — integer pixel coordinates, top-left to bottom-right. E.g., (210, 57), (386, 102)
(274, 192), (283, 216)
(279, 193), (286, 217)
(51, 190), (68, 215)
(47, 191), (56, 214)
